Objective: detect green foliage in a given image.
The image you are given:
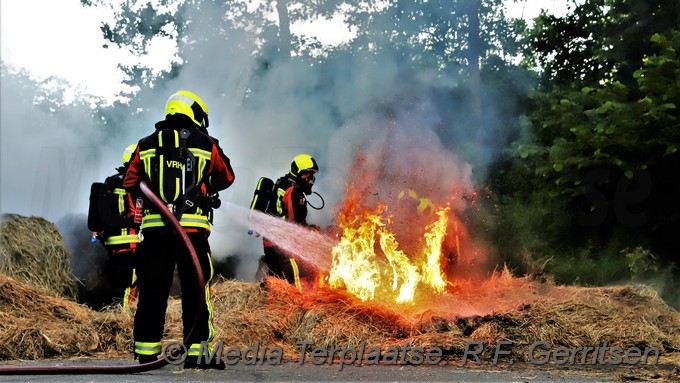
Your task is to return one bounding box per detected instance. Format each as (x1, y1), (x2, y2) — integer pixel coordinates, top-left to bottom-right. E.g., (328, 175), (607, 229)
(542, 244), (679, 308)
(343, 0), (511, 71)
(488, 0), (680, 303)
(520, 0), (680, 88)
(519, 0), (609, 86)
(623, 246), (658, 280)
(83, 0), (265, 93)
(516, 34), (679, 197)
(548, 247), (631, 286)
(489, 193), (557, 272)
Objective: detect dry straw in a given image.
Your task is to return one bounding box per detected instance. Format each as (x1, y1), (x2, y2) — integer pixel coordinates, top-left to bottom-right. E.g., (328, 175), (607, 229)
(0, 215), (76, 299)
(0, 216), (678, 373)
(0, 274), (132, 360)
(1, 273), (679, 370)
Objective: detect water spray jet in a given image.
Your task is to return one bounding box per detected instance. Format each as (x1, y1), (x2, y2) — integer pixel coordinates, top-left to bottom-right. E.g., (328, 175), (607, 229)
(222, 202), (336, 272)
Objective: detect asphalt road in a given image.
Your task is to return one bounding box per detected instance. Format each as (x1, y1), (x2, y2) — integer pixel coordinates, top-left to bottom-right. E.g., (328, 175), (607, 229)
(0, 358), (634, 383)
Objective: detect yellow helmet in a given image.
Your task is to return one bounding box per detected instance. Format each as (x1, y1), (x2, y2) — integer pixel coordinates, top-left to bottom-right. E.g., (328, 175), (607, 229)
(416, 197), (435, 216)
(290, 154), (319, 177)
(122, 144), (137, 166)
(165, 90), (209, 128)
(397, 189), (434, 216)
(397, 189), (418, 201)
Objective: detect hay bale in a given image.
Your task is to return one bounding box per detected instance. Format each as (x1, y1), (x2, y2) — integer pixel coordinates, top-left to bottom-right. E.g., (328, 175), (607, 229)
(0, 274), (131, 360)
(0, 214), (76, 299)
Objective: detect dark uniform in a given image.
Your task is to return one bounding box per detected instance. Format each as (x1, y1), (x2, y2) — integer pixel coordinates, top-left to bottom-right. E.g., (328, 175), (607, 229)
(93, 144), (140, 309)
(100, 166), (140, 308)
(261, 154), (319, 290)
(123, 90), (234, 366)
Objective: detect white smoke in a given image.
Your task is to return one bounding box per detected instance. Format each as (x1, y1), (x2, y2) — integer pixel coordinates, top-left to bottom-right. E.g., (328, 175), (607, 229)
(1, 1), (524, 283)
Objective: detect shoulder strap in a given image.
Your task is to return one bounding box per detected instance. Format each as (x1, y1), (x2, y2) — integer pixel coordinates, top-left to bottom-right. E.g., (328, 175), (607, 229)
(273, 177), (290, 217)
(154, 126), (200, 219)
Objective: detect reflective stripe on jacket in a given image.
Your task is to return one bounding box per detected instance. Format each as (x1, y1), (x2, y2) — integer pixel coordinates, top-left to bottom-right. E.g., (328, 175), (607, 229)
(123, 116), (235, 230)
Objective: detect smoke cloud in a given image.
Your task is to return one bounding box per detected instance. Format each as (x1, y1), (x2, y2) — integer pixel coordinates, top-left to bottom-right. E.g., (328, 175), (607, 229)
(1, 1), (520, 284)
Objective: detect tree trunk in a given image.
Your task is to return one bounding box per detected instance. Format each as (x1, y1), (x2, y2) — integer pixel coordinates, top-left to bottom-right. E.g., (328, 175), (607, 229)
(466, 0), (482, 122)
(276, 0), (292, 60)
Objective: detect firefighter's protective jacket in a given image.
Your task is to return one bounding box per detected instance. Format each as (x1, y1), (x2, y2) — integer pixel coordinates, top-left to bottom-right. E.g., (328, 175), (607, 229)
(101, 169), (141, 249)
(275, 175), (310, 224)
(123, 117), (235, 231)
(262, 175), (309, 249)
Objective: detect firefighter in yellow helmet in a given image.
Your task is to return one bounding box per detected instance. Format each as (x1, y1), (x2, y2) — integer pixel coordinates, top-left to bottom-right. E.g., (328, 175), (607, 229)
(260, 154), (320, 291)
(94, 144), (140, 309)
(397, 189), (435, 216)
(123, 90), (234, 369)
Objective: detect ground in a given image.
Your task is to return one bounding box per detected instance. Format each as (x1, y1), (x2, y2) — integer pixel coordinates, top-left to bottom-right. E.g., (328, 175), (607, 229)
(3, 357), (677, 382)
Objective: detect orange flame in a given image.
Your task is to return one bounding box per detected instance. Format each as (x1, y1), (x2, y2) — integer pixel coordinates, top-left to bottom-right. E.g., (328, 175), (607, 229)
(328, 205), (383, 301)
(324, 152), (490, 306)
(329, 198), (452, 304)
(419, 206), (449, 292)
(376, 227), (419, 303)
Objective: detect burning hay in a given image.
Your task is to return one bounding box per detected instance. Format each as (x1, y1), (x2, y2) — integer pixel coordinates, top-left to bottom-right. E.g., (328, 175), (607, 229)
(103, 274), (678, 368)
(207, 277), (680, 366)
(0, 214), (76, 299)
(1, 272), (679, 374)
(0, 211), (677, 374)
(212, 277), (409, 356)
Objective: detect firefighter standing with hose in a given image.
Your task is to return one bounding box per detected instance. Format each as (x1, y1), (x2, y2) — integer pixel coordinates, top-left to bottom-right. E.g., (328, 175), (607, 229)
(259, 154), (320, 291)
(123, 90), (235, 369)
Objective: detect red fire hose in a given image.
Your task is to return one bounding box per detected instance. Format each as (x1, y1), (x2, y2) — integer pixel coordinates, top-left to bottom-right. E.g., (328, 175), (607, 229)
(0, 180), (206, 375)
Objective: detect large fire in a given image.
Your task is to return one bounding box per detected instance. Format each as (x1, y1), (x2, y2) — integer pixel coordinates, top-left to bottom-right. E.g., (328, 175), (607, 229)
(328, 185), (461, 305)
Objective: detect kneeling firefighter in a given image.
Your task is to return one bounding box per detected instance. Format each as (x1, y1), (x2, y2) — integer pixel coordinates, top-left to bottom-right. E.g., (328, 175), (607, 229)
(123, 90), (235, 368)
(258, 154), (321, 291)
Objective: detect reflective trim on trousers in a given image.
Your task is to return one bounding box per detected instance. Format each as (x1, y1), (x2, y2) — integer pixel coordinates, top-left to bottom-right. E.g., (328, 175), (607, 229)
(134, 341), (161, 355)
(290, 258), (302, 292)
(206, 252), (216, 341)
(187, 343), (204, 357)
(123, 286), (136, 310)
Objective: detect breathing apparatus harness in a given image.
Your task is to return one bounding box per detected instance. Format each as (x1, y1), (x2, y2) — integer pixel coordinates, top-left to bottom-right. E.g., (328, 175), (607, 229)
(305, 191), (325, 210)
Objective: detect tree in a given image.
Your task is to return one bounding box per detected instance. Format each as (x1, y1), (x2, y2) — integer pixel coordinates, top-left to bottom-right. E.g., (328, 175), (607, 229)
(82, 0), (531, 172)
(500, 0), (680, 282)
(520, 0), (680, 89)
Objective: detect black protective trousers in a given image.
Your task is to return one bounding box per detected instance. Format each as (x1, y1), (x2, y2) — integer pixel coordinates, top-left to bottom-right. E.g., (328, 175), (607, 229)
(263, 245), (297, 285)
(133, 228), (214, 355)
(262, 244), (317, 287)
(105, 250), (136, 297)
